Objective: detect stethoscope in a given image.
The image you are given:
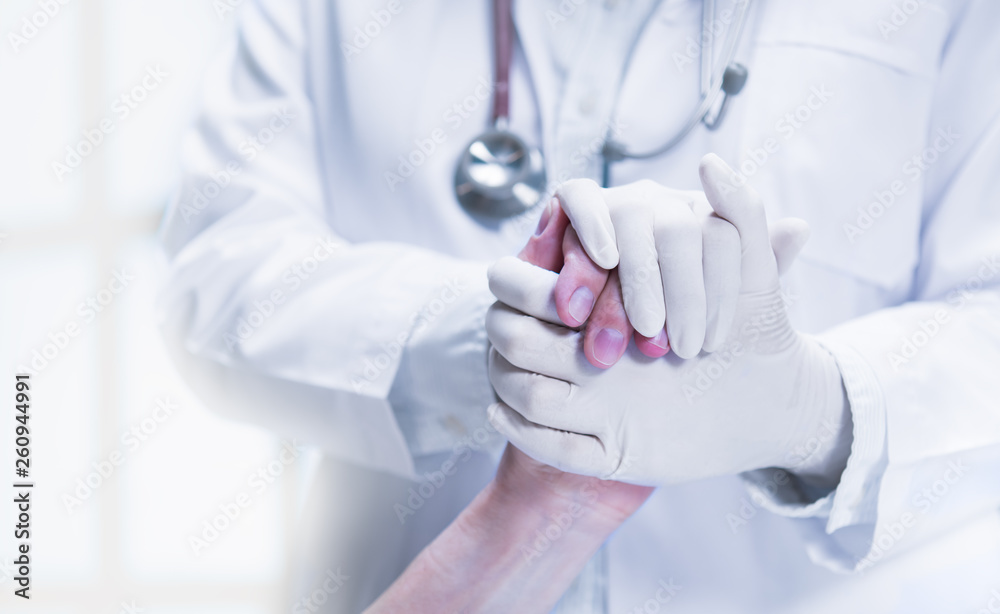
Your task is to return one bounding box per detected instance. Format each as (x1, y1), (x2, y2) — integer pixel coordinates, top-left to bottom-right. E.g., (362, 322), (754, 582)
(454, 0), (753, 218)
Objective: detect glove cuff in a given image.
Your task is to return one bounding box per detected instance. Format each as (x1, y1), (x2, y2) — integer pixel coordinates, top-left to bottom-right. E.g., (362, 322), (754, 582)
(779, 337), (853, 490)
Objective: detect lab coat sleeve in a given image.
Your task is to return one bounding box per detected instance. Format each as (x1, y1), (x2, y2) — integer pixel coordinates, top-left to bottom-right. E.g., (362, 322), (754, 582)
(741, 0), (1000, 573)
(158, 0), (498, 478)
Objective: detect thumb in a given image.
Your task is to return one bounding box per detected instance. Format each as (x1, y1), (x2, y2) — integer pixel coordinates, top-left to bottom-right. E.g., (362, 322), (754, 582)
(699, 153), (778, 293)
(518, 199), (570, 271)
(768, 218), (810, 277)
(556, 179), (619, 269)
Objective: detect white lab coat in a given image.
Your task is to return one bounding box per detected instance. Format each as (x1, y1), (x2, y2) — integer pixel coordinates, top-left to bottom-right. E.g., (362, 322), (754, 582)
(159, 0), (1000, 612)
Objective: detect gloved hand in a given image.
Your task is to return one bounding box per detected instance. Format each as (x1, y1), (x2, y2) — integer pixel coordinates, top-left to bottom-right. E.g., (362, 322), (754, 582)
(489, 190), (655, 534)
(553, 178), (739, 359)
(485, 154), (850, 486)
(522, 198), (673, 364)
(545, 177), (811, 362)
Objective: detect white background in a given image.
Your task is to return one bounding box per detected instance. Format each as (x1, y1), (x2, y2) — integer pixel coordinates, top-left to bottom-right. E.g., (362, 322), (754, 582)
(0, 1), (314, 611)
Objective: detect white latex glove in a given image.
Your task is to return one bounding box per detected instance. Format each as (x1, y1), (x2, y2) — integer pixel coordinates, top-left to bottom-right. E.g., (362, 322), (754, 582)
(556, 176), (804, 358)
(485, 154), (849, 486)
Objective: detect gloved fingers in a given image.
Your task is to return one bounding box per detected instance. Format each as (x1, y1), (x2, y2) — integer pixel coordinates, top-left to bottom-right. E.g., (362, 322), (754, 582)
(488, 348), (603, 435)
(653, 204), (707, 359)
(583, 269), (636, 368)
(553, 226), (610, 327)
(488, 402), (613, 478)
(701, 214), (742, 352)
(699, 153), (779, 293)
(517, 198), (572, 272)
(634, 329), (670, 358)
(556, 178), (620, 269)
(607, 197), (666, 338)
(488, 257), (561, 325)
(768, 217), (811, 276)
(486, 302), (588, 382)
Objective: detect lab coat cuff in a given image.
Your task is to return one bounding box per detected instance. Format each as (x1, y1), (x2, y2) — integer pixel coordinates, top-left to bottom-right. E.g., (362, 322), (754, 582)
(739, 467), (835, 518)
(739, 340), (888, 530)
(387, 261), (504, 460)
(814, 337), (889, 533)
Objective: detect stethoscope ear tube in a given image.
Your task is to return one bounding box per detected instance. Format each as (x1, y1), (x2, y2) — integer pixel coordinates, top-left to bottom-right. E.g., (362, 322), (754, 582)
(455, 0), (547, 219)
(603, 0), (753, 166)
(491, 0), (513, 125)
(704, 62), (749, 131)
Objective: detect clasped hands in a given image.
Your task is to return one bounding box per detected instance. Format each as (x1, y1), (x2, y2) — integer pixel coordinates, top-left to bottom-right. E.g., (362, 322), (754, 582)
(365, 156), (853, 614)
(486, 154), (850, 488)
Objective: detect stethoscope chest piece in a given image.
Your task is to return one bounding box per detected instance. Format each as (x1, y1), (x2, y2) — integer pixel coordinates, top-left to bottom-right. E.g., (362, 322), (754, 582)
(454, 128), (546, 218)
(455, 0), (752, 214)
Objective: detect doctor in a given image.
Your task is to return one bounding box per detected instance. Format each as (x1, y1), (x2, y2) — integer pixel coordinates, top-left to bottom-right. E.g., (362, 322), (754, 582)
(160, 0), (1000, 612)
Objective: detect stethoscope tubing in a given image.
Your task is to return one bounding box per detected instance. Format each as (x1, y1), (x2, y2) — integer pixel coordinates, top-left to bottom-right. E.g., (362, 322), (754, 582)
(457, 0), (753, 211)
(605, 0), (753, 162)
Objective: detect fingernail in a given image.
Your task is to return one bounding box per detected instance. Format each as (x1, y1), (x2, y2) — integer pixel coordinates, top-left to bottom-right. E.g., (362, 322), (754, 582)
(648, 329), (669, 350)
(593, 328), (626, 366)
(534, 198), (556, 236)
(567, 287), (595, 325)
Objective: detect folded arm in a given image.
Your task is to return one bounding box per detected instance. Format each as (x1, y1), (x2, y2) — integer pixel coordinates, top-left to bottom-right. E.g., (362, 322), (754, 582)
(159, 0), (500, 470)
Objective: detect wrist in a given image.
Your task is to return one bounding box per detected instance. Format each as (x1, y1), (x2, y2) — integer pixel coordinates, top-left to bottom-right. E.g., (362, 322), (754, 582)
(490, 446), (647, 535)
(409, 477), (615, 614)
